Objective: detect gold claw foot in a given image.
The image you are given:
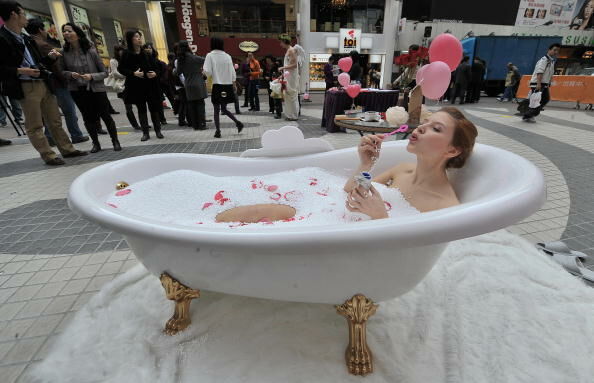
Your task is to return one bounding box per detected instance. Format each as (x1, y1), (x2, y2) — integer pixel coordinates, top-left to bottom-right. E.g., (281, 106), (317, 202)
(160, 273), (200, 336)
(336, 294), (378, 376)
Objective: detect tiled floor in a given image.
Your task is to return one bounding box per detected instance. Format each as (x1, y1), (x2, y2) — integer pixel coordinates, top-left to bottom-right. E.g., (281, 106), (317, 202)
(1, 93), (593, 382)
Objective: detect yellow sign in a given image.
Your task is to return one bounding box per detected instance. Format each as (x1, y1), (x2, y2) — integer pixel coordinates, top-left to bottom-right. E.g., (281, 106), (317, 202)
(239, 41), (259, 53)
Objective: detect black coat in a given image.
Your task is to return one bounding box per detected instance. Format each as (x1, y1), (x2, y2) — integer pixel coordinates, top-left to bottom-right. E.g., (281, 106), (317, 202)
(176, 53), (207, 101)
(118, 50), (162, 105)
(454, 63), (472, 86)
(0, 27), (54, 99)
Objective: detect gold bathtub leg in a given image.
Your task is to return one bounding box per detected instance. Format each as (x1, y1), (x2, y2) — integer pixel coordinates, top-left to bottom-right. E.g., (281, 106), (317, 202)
(160, 273), (200, 336)
(336, 294), (378, 376)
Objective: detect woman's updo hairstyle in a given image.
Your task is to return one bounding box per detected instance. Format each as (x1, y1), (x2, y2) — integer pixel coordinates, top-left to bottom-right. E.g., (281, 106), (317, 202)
(438, 107), (478, 169)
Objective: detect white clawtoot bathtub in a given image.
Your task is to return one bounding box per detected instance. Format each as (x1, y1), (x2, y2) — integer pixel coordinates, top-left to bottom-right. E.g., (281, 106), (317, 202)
(68, 141), (545, 305)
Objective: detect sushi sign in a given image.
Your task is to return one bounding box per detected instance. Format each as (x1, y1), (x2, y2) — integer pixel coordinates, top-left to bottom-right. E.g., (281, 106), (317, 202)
(339, 28), (361, 53)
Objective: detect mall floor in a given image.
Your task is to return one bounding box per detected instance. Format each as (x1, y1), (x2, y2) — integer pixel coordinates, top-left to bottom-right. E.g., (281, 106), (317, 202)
(0, 92), (593, 382)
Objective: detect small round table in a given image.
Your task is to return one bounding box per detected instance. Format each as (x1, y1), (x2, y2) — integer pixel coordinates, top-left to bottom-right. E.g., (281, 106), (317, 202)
(333, 114), (415, 139)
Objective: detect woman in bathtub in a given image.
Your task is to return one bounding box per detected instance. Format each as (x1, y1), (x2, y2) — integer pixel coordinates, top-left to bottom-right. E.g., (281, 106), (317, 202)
(344, 106), (478, 218)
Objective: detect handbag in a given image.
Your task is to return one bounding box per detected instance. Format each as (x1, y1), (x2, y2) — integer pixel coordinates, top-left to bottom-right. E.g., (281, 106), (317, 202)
(211, 84), (236, 104)
(104, 74), (125, 93)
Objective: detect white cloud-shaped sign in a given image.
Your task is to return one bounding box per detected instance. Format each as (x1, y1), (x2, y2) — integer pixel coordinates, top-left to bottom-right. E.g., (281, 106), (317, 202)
(241, 126), (334, 158)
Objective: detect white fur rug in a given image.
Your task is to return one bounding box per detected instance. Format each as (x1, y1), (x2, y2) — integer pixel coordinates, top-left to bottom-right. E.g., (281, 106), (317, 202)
(28, 231), (594, 382)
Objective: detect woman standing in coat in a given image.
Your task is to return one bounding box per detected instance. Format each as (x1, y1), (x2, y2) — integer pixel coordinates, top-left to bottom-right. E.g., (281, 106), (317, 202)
(110, 45), (140, 130)
(203, 37), (244, 138)
(175, 40), (207, 130)
(60, 23), (121, 153)
(118, 30), (163, 141)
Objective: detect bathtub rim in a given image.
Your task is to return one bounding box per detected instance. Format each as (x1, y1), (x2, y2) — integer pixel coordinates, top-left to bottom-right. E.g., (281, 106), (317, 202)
(67, 143), (546, 249)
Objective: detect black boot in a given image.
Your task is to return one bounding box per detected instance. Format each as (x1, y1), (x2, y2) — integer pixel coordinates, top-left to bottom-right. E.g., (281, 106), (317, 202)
(90, 141), (101, 153)
(141, 127), (150, 141)
(112, 139), (122, 151)
(154, 125), (164, 139)
(237, 121), (244, 133)
(214, 129), (221, 138)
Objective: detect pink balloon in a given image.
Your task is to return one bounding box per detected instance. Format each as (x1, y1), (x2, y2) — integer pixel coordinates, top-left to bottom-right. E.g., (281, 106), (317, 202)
(345, 83), (361, 99)
(419, 61), (451, 100)
(429, 33), (463, 72)
(416, 65), (428, 85)
(234, 63), (239, 69)
(338, 72), (351, 87)
(338, 57), (353, 72)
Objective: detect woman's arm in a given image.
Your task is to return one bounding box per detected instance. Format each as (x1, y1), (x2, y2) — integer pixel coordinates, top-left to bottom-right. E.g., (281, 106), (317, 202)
(203, 54), (212, 77)
(88, 49), (107, 82)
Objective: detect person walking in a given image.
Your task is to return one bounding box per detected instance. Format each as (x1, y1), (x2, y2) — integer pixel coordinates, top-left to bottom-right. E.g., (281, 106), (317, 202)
(203, 37), (244, 139)
(279, 37), (299, 121)
(60, 22), (121, 153)
(25, 18), (89, 144)
(468, 56), (485, 103)
(522, 43), (560, 123)
(498, 62), (521, 102)
(451, 56), (471, 105)
(175, 40), (207, 130)
(119, 30), (164, 141)
(247, 52), (261, 111)
(0, 1), (87, 165)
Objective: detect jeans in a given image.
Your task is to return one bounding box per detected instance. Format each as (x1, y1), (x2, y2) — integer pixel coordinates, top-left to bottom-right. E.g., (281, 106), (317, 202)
(502, 86), (515, 101)
(0, 96), (23, 123)
(248, 79), (260, 110)
(45, 87), (85, 141)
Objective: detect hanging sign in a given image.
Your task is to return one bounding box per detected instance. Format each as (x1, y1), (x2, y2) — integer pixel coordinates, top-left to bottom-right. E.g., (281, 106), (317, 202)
(339, 28), (362, 53)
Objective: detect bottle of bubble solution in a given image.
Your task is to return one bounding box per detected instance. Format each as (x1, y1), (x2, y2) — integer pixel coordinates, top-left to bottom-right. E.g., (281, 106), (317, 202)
(348, 172), (373, 221)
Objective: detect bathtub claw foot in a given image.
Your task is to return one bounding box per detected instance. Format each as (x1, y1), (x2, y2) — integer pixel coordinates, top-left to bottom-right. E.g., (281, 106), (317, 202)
(336, 294), (378, 376)
(160, 273), (200, 336)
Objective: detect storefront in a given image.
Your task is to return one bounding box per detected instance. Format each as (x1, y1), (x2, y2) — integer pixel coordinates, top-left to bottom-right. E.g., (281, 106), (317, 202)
(297, 0), (402, 91)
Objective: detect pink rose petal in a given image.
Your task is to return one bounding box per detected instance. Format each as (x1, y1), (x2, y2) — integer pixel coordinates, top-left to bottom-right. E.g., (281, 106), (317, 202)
(202, 202), (213, 210)
(270, 193), (282, 201)
(214, 191), (225, 201)
(115, 189), (131, 196)
(107, 203), (118, 208)
(267, 185), (278, 192)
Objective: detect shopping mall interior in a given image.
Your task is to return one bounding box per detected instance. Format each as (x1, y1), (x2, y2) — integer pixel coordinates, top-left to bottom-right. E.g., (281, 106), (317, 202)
(1, 0), (594, 382)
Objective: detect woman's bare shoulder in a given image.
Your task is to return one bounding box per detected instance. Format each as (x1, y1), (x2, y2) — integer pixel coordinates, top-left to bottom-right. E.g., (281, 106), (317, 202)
(391, 162), (415, 175)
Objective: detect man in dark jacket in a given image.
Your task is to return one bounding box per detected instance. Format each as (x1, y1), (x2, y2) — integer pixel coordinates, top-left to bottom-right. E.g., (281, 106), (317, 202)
(0, 1), (86, 165)
(467, 56), (486, 103)
(451, 56), (471, 105)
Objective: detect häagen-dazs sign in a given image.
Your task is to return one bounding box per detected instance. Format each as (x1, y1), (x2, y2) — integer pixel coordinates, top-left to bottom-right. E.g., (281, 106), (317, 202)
(239, 41), (259, 52)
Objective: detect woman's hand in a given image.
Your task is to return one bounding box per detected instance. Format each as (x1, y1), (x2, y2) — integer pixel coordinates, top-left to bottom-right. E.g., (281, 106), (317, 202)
(80, 74), (92, 81)
(345, 185), (388, 219)
(147, 71), (157, 79)
(358, 134), (383, 168)
(133, 68), (144, 78)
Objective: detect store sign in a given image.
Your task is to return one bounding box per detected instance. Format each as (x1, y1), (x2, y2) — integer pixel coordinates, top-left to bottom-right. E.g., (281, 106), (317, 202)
(310, 54), (331, 62)
(175, 0), (199, 52)
(339, 28), (362, 53)
(515, 0), (586, 28)
(113, 20), (123, 44)
(239, 41), (259, 52)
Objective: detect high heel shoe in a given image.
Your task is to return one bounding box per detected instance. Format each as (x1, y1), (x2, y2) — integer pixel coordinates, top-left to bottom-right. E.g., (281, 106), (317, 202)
(112, 139), (122, 151)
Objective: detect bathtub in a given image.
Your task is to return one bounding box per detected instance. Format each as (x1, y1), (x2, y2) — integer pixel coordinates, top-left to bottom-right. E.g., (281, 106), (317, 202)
(68, 140), (545, 305)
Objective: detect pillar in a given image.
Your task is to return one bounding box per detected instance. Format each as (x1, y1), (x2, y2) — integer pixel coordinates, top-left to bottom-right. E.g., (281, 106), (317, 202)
(146, 1), (169, 59)
(47, 0), (69, 41)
